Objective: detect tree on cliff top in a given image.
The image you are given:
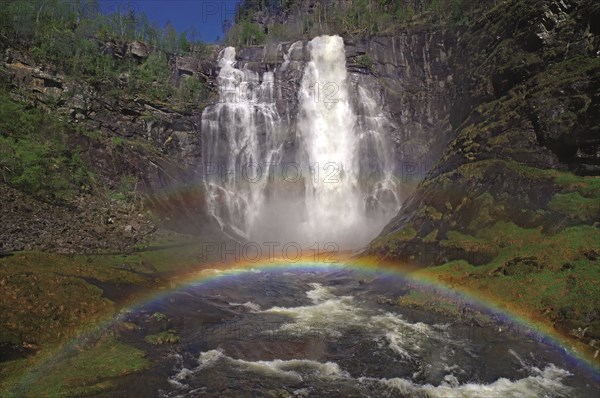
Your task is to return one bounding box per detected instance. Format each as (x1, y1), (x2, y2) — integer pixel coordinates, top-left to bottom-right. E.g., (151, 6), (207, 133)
(228, 0), (476, 44)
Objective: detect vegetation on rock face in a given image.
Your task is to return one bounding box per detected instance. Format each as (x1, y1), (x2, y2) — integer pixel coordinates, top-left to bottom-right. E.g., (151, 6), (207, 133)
(0, 0), (209, 103)
(0, 0), (206, 56)
(0, 90), (92, 202)
(144, 330), (180, 345)
(356, 54), (374, 70)
(0, 251), (142, 345)
(228, 0), (477, 44)
(0, 0), (213, 252)
(414, 224), (600, 340)
(225, 19), (267, 46)
(371, 225), (417, 249)
(1, 0), (225, 359)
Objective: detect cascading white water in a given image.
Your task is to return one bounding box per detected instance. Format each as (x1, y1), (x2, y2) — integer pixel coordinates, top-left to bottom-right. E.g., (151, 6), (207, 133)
(202, 47), (284, 240)
(202, 35), (400, 248)
(296, 36), (366, 247)
(355, 84), (401, 227)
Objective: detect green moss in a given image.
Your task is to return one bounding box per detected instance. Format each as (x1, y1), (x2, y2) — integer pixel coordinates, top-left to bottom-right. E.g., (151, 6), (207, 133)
(110, 136), (124, 147)
(81, 129), (102, 141)
(151, 312), (167, 322)
(3, 339), (148, 397)
(396, 279), (493, 323)
(357, 55), (374, 69)
(379, 226), (417, 247)
(441, 230), (489, 252)
(423, 229), (438, 243)
(0, 252), (135, 346)
(397, 289), (432, 307)
(479, 221), (542, 246)
(144, 330), (180, 345)
(395, 226), (417, 241)
(372, 226), (417, 249)
(492, 38), (543, 78)
(454, 160), (556, 181)
(417, 224), (600, 341)
(431, 162), (598, 221)
(533, 56), (600, 88)
(0, 233), (235, 349)
(468, 192), (504, 230)
(440, 222), (597, 275)
(0, 252), (147, 285)
(555, 174), (600, 198)
(548, 192), (600, 221)
(417, 206), (443, 221)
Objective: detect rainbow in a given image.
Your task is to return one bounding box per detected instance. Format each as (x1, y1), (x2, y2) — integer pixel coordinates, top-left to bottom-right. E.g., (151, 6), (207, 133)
(10, 255), (600, 393)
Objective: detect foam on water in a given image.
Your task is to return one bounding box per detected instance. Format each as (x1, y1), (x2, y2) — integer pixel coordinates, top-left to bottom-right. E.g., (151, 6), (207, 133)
(167, 349), (348, 389)
(165, 348), (574, 398)
(151, 277), (590, 397)
(228, 301), (262, 312)
(198, 348), (226, 370)
(260, 283), (446, 360)
(371, 313), (435, 359)
(365, 364), (573, 397)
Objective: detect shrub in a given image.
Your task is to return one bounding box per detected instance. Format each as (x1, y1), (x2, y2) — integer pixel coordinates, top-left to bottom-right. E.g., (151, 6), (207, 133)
(129, 52), (173, 101)
(0, 91), (92, 202)
(225, 19), (266, 46)
(177, 77), (205, 103)
(357, 55), (374, 69)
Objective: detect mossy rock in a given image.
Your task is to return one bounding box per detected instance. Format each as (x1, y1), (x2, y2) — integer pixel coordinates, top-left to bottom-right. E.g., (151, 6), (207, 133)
(492, 256), (543, 276)
(548, 192), (600, 222)
(144, 330), (180, 345)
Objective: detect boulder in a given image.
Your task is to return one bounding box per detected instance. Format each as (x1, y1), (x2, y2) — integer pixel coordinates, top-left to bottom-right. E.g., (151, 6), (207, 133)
(128, 41), (149, 59)
(176, 56), (199, 76)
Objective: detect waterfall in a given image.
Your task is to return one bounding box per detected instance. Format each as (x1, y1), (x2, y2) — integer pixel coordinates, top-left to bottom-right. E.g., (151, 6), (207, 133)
(202, 35), (400, 249)
(296, 36), (364, 247)
(201, 47), (284, 240)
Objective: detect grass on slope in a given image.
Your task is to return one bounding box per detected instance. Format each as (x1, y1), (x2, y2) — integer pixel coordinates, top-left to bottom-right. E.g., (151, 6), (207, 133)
(0, 338), (148, 398)
(417, 224), (600, 342)
(0, 236), (225, 397)
(0, 236), (223, 346)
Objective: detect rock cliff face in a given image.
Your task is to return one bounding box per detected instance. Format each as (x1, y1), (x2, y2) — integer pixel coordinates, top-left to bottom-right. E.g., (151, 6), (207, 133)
(345, 32), (457, 189)
(1, 48), (219, 252)
(370, 0), (599, 265)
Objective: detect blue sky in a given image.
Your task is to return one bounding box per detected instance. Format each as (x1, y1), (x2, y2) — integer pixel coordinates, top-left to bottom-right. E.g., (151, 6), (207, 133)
(99, 0), (243, 42)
